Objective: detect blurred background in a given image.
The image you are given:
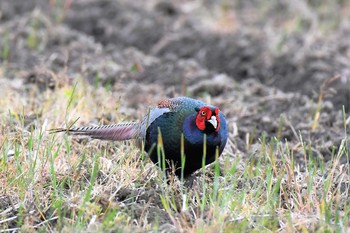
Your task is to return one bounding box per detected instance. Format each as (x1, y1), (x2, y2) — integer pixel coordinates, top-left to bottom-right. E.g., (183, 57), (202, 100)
(1, 0), (349, 107)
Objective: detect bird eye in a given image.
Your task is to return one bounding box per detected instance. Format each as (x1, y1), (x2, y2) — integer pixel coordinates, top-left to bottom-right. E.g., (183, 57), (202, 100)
(200, 110), (206, 116)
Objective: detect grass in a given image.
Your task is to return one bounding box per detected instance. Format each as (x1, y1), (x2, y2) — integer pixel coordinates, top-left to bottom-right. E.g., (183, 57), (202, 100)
(1, 29), (9, 61)
(1, 0), (350, 231)
(49, 0), (73, 23)
(311, 75), (341, 132)
(0, 80), (349, 232)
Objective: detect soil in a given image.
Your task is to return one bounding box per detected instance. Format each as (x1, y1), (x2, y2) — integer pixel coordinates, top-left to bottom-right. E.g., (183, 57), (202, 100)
(1, 0), (350, 230)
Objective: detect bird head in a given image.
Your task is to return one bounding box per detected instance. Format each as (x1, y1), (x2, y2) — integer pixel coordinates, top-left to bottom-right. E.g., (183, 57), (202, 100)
(195, 106), (221, 132)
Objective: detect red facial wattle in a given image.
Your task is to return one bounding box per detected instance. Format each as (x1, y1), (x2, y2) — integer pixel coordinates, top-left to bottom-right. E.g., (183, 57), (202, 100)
(195, 107), (220, 132)
(195, 107), (211, 131)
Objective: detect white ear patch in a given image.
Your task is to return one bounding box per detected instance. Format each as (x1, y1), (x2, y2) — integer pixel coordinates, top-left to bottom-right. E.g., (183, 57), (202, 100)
(208, 115), (218, 129)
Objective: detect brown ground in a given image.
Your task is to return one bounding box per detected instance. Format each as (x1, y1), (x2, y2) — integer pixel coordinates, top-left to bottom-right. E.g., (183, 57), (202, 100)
(1, 0), (350, 231)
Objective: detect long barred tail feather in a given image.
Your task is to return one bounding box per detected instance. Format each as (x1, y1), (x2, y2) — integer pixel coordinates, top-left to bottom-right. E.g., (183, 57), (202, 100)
(50, 122), (139, 141)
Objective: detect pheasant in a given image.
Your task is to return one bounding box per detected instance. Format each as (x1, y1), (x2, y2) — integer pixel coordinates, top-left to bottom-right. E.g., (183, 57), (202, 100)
(52, 97), (228, 178)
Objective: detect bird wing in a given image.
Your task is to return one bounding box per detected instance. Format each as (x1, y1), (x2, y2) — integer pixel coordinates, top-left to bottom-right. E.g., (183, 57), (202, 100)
(139, 107), (170, 138)
(157, 98), (178, 110)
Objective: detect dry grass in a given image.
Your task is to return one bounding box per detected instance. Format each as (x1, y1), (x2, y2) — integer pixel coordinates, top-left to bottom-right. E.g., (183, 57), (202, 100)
(1, 0), (350, 232)
(0, 78), (349, 232)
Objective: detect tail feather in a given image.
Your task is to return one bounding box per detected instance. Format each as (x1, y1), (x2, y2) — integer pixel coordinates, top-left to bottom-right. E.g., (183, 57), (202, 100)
(50, 122), (139, 141)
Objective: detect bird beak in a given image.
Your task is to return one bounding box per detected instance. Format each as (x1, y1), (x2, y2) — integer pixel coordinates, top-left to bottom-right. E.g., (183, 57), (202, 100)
(207, 116), (218, 129)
